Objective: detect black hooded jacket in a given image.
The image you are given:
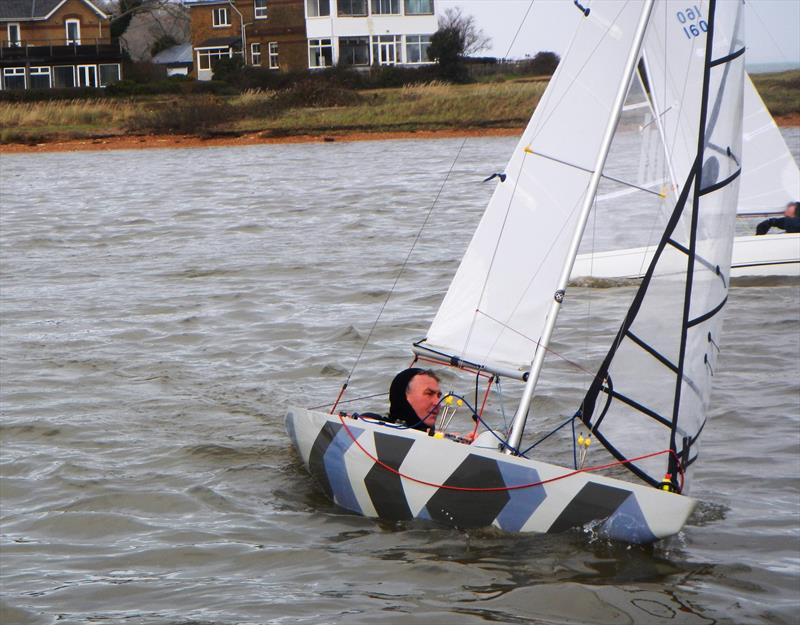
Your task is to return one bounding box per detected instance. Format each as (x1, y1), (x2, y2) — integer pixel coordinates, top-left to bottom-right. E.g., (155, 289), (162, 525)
(388, 368), (430, 431)
(756, 216), (800, 234)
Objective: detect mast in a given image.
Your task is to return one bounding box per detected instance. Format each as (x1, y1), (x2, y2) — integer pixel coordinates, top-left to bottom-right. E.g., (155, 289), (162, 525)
(505, 0), (656, 455)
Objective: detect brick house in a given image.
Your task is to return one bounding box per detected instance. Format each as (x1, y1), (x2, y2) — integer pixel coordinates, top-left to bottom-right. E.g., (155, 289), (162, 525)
(0, 0), (123, 90)
(187, 0), (307, 80)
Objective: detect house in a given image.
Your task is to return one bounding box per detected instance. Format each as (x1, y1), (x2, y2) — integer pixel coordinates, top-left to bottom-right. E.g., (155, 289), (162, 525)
(186, 0), (308, 80)
(152, 42), (194, 76)
(305, 0), (437, 68)
(0, 0), (123, 90)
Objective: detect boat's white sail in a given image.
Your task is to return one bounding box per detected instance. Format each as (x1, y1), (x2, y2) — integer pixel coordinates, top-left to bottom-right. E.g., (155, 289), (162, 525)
(580, 0), (745, 489)
(738, 74), (800, 215)
(420, 0), (655, 376)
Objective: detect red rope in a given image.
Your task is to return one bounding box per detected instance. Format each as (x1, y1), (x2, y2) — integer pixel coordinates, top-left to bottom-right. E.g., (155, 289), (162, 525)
(337, 413), (680, 493)
(329, 383), (347, 415)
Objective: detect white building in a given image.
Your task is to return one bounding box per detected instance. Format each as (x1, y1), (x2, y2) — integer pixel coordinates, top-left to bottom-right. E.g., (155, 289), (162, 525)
(304, 0), (437, 69)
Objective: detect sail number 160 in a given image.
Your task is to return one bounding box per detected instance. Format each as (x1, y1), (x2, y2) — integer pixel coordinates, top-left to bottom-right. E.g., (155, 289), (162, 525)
(676, 5), (708, 39)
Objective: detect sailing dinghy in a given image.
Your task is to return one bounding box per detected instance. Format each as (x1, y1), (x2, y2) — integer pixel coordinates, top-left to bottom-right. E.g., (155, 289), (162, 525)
(287, 0), (745, 543)
(571, 74), (799, 281)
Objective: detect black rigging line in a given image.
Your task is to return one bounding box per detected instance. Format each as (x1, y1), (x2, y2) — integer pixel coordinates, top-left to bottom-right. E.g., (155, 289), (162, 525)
(502, 0), (536, 61)
(342, 139), (468, 386)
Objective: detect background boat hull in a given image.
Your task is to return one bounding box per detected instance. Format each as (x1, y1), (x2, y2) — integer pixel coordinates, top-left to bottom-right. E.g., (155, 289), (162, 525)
(571, 233), (799, 280)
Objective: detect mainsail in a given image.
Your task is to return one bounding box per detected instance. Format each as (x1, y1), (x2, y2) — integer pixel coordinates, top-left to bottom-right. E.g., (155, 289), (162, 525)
(738, 74), (800, 214)
(421, 0), (655, 377)
(580, 0), (745, 489)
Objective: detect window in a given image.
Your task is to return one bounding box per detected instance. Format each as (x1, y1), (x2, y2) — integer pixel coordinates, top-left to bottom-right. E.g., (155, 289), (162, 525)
(53, 65), (75, 88)
(251, 42), (261, 65)
(308, 38), (332, 68)
(65, 19), (81, 45)
(268, 42), (279, 69)
(371, 0), (399, 14)
(405, 35), (431, 63)
(30, 67), (51, 89)
(3, 67), (26, 90)
(372, 35), (400, 65)
(254, 0), (268, 18)
(99, 64), (120, 86)
(212, 7), (229, 27)
(77, 65), (97, 87)
(7, 23), (21, 47)
(197, 47), (231, 71)
(404, 0), (433, 14)
(339, 37), (369, 66)
(338, 0), (367, 16)
(306, 0), (330, 17)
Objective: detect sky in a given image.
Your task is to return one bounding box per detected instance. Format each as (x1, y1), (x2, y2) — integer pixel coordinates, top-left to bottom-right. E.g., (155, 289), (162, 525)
(436, 0), (800, 68)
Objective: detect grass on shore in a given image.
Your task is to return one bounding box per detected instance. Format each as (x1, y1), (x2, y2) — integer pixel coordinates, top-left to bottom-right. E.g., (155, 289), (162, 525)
(0, 70), (796, 145)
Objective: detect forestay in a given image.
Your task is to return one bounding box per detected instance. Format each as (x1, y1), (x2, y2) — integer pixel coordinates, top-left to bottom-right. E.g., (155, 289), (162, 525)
(579, 0), (745, 489)
(421, 1), (653, 376)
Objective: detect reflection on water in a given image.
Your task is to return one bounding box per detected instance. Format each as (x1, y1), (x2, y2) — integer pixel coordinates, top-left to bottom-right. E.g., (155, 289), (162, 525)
(1, 129), (798, 625)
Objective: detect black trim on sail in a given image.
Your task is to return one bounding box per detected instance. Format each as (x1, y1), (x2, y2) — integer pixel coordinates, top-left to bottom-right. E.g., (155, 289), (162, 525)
(687, 296), (728, 328)
(668, 0), (719, 481)
(578, 0), (744, 489)
(699, 167), (741, 196)
(709, 46), (745, 67)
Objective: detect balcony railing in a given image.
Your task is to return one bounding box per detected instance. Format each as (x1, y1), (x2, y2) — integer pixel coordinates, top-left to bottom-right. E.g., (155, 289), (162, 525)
(0, 39), (123, 61)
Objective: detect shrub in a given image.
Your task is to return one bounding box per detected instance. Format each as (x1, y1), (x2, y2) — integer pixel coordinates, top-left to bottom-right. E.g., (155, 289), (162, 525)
(124, 95), (233, 134)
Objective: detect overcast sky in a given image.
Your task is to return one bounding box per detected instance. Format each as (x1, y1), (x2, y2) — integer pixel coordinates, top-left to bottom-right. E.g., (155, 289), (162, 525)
(436, 0), (800, 67)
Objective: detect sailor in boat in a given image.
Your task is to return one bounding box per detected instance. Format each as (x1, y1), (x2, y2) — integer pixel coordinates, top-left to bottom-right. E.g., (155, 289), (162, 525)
(387, 368), (441, 432)
(755, 201), (800, 235)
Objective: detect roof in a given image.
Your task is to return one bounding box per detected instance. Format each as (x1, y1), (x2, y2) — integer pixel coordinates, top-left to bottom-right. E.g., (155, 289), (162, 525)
(0, 0), (108, 21)
(184, 0), (232, 6)
(197, 36), (241, 48)
(152, 42), (193, 65)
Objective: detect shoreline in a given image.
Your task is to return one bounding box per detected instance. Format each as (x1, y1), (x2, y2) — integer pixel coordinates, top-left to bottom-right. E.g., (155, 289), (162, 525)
(0, 127), (523, 154)
(1, 112), (798, 154)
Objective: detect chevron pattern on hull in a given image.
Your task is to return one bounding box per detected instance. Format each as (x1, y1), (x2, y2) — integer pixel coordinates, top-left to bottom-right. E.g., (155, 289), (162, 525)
(286, 408), (695, 544)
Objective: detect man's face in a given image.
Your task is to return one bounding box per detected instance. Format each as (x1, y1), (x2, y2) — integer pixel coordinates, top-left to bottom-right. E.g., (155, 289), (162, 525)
(406, 374), (441, 428)
(785, 203), (798, 218)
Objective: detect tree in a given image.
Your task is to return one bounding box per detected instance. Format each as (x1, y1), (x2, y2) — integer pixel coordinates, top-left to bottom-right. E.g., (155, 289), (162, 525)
(527, 51), (560, 75)
(427, 7), (491, 82)
(436, 7), (491, 56)
(150, 33), (179, 58)
(110, 0), (144, 39)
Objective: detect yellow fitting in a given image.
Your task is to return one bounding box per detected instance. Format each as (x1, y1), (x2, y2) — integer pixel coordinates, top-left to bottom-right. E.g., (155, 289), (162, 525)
(444, 395), (454, 406)
(434, 431), (444, 439)
(577, 434), (585, 446)
(584, 437), (591, 447)
(456, 399), (463, 407)
(524, 147), (535, 155)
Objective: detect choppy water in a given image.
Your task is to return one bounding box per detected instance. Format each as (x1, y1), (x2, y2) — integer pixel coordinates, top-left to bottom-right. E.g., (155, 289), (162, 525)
(1, 130), (798, 625)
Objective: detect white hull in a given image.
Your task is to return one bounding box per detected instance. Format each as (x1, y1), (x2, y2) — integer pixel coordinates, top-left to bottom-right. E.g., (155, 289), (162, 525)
(571, 233), (800, 281)
(286, 407), (696, 544)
